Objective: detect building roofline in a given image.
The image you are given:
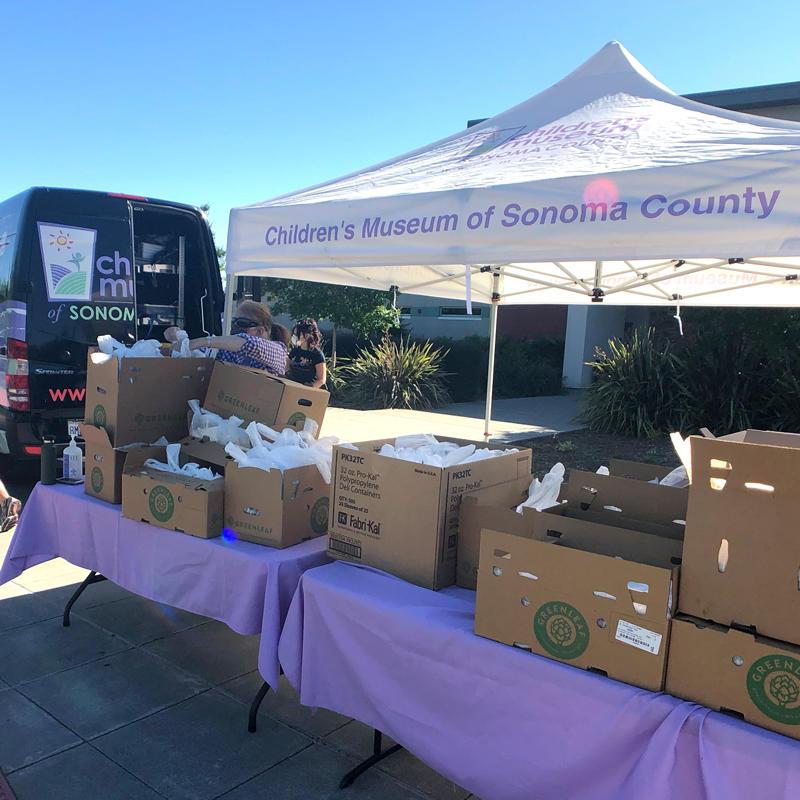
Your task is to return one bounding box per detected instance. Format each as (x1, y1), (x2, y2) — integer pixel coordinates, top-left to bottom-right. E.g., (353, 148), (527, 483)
(683, 81), (800, 111)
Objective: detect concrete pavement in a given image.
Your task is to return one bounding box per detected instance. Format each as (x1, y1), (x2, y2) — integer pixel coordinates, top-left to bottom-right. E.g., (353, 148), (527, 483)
(322, 391), (585, 444)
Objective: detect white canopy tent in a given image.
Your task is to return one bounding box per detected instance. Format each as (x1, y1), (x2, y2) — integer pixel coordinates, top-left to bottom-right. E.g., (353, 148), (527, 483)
(226, 41), (800, 436)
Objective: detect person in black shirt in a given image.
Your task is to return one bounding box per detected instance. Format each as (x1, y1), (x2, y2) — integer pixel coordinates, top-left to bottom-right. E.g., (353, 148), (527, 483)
(289, 318), (327, 388)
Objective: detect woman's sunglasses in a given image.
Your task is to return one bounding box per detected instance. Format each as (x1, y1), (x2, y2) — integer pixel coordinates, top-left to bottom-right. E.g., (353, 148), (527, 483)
(231, 317), (259, 329)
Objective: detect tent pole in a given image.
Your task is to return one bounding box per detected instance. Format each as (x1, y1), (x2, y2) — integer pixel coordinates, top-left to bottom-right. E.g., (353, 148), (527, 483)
(223, 276), (236, 334)
(483, 273), (501, 439)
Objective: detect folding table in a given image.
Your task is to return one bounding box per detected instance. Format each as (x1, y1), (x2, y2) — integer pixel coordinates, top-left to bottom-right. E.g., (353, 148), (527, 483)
(0, 482), (330, 730)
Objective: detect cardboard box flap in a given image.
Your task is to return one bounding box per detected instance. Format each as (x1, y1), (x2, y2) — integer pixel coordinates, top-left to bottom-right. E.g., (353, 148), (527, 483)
(690, 435), (800, 495)
(125, 465), (222, 495)
(122, 445), (223, 484)
(79, 423), (113, 448)
(567, 470), (687, 524)
(713, 429), (800, 447)
(178, 437), (233, 470)
(608, 459), (674, 482)
(537, 506), (684, 570)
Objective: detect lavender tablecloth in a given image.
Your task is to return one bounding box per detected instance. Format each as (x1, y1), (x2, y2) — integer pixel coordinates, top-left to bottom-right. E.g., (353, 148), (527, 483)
(278, 561), (800, 800)
(0, 483), (330, 687)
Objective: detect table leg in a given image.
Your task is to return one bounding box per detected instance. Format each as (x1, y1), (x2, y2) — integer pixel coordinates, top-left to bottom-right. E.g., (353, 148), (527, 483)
(339, 729), (403, 789)
(248, 680), (272, 733)
(62, 571), (107, 627)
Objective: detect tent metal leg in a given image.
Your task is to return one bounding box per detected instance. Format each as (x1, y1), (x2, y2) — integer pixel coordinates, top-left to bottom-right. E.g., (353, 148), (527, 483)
(247, 680), (271, 733)
(223, 278), (236, 333)
(339, 729), (403, 789)
(62, 571), (107, 627)
(483, 275), (501, 438)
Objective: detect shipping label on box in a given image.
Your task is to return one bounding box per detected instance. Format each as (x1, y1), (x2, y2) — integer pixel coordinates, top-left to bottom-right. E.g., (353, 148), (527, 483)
(474, 522), (680, 692)
(456, 478), (537, 590)
(121, 446), (224, 539)
(680, 434), (800, 643)
(328, 437), (532, 590)
(224, 461), (329, 549)
(202, 361), (329, 434)
(84, 350), (213, 447)
(666, 614), (800, 741)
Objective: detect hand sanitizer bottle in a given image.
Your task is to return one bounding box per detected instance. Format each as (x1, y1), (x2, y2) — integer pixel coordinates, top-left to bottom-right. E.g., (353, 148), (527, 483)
(63, 435), (83, 481)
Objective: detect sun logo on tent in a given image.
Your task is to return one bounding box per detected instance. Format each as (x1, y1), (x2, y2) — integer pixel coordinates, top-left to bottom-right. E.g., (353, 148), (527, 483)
(583, 178), (619, 206)
(48, 230), (74, 252)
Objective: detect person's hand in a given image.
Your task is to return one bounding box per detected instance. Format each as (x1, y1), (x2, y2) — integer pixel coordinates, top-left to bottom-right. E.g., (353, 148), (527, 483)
(164, 326), (181, 343)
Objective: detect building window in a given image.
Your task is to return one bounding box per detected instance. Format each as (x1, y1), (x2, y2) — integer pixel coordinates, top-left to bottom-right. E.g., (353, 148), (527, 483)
(399, 306), (412, 318)
(438, 306), (482, 319)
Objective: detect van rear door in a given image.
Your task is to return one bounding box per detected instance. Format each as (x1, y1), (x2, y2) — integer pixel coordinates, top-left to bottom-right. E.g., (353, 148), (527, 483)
(26, 191), (135, 429)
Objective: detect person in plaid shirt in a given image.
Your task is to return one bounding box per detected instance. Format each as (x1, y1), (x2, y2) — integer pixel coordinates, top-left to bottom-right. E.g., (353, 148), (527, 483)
(183, 300), (289, 376)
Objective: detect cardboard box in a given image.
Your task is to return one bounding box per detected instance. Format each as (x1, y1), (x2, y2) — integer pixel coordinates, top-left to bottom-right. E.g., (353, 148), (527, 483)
(474, 525), (680, 691)
(328, 437), (532, 590)
(202, 361), (329, 434)
(84, 351), (213, 447)
(566, 469), (687, 539)
(456, 478), (542, 591)
(81, 423), (140, 504)
(224, 461), (329, 548)
(666, 614), (800, 741)
(608, 459), (676, 482)
(121, 446), (224, 538)
(680, 432), (800, 643)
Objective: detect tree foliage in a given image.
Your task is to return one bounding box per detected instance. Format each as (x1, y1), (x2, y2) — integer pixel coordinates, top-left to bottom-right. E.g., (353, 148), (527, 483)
(262, 278), (399, 338)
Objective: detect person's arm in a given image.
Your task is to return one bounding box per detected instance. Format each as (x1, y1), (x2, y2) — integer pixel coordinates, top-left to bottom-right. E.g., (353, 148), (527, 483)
(189, 334), (246, 352)
(311, 360), (326, 389)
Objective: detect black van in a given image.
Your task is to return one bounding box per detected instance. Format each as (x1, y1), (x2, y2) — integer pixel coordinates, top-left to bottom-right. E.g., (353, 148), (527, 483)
(0, 187), (224, 458)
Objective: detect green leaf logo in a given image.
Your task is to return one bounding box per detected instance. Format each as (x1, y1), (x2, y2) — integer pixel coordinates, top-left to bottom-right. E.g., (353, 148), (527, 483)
(533, 602), (590, 660)
(748, 655), (800, 724)
(91, 467), (104, 493)
(93, 404), (107, 428)
(310, 496), (329, 534)
(287, 412), (307, 427)
(135, 413), (144, 425)
(148, 485), (175, 523)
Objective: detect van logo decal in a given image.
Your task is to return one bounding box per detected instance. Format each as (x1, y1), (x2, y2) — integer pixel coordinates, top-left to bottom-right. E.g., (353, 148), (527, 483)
(533, 602), (589, 660)
(149, 485), (175, 523)
(93, 404), (107, 427)
(38, 223), (97, 302)
(310, 497), (329, 534)
(748, 655), (800, 724)
(91, 467), (104, 493)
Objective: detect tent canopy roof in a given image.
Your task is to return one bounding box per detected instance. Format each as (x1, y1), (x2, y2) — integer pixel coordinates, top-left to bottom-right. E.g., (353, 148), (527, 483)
(227, 42), (800, 307)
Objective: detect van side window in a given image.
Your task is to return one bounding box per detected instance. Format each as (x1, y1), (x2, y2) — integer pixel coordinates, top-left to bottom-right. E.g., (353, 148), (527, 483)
(133, 206), (212, 340)
(0, 195), (23, 303)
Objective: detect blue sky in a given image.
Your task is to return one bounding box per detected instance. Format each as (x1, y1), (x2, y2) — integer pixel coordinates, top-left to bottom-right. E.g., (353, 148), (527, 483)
(2, 1), (798, 250)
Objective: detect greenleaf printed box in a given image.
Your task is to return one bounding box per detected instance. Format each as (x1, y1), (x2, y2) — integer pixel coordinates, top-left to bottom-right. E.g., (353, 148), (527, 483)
(202, 361), (329, 435)
(474, 519), (681, 692)
(667, 614), (800, 742)
(224, 460), (329, 549)
(121, 446), (224, 539)
(84, 348), (213, 447)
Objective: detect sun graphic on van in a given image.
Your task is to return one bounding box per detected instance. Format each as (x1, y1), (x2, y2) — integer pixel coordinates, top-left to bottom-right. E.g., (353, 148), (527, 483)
(49, 230), (74, 251)
(37, 223), (97, 302)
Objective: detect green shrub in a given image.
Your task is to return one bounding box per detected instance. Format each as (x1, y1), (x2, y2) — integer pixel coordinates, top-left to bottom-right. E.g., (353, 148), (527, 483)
(333, 338), (452, 410)
(429, 335), (564, 402)
(674, 332), (774, 435)
(580, 330), (682, 438)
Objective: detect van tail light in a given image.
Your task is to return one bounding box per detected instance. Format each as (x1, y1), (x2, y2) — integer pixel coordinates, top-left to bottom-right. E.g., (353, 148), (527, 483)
(6, 338), (30, 411)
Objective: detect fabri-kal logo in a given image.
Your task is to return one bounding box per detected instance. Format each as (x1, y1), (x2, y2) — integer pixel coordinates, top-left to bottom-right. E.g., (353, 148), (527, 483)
(346, 514), (381, 535)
